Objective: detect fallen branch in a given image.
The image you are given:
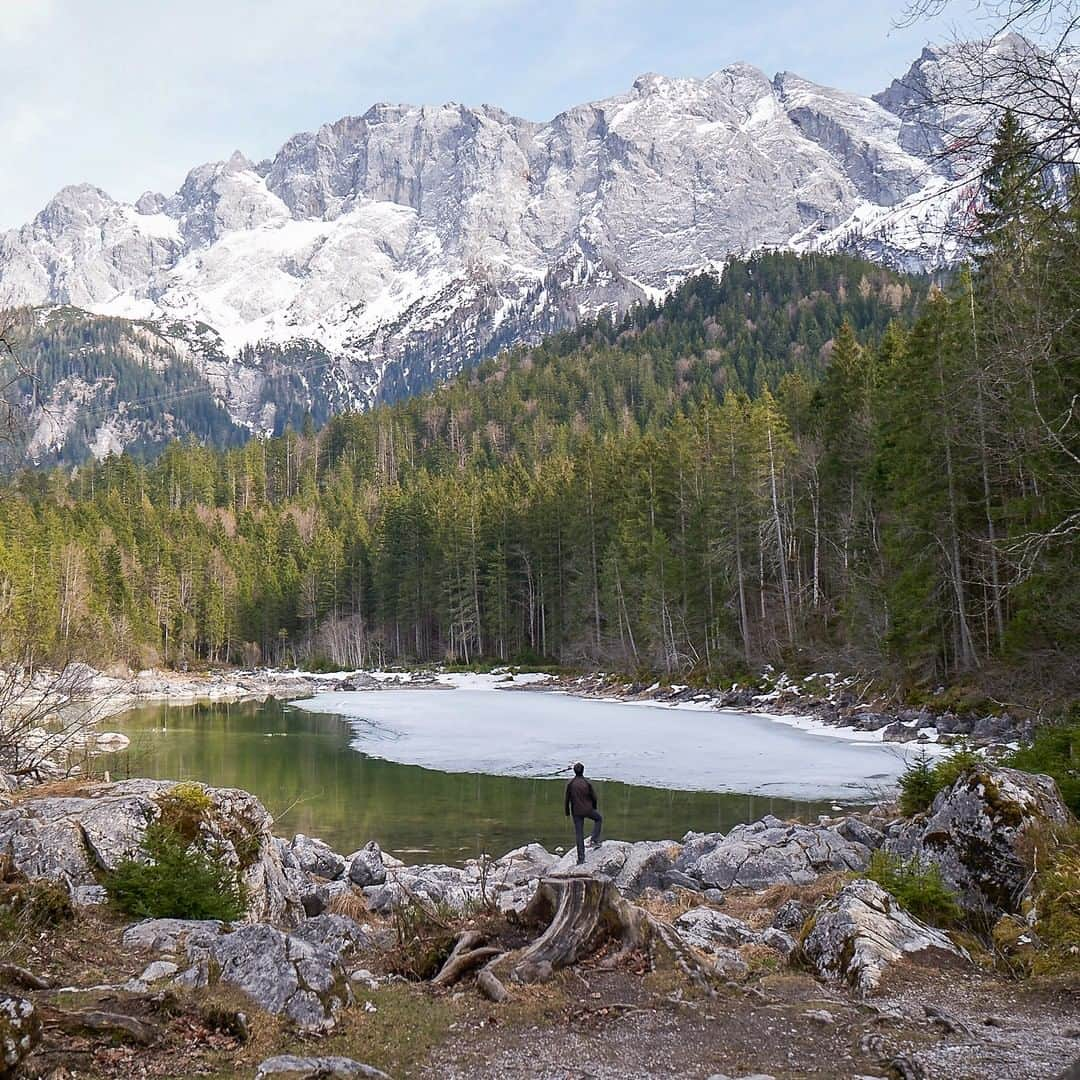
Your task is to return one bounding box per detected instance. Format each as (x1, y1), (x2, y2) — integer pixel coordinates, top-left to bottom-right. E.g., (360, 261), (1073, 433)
(0, 963), (52, 990)
(40, 1006), (159, 1046)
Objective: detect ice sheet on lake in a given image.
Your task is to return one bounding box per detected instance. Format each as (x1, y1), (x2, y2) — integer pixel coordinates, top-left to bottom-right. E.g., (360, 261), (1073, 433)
(293, 688), (916, 800)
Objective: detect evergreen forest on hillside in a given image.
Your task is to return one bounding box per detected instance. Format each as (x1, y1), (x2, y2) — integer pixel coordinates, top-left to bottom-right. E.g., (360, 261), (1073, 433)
(0, 117), (1075, 699)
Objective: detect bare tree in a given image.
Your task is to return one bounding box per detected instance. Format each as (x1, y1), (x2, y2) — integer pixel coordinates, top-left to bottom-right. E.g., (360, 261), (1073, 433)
(894, 1), (1079, 172)
(0, 310), (37, 463)
(0, 663), (124, 784)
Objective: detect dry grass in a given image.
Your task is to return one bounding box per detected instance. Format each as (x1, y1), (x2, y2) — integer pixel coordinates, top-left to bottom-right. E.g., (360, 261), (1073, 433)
(327, 887), (369, 921)
(636, 887), (703, 922)
(10, 776), (98, 802)
(757, 872), (849, 913)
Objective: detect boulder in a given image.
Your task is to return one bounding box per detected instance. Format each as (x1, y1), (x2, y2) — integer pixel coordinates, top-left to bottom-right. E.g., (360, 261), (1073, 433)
(122, 918), (226, 955)
(772, 899), (809, 932)
(552, 839), (633, 878)
(362, 863), (478, 913)
(284, 867), (329, 917)
(254, 1056), (390, 1079)
(674, 906), (796, 961)
(290, 835), (346, 881)
(674, 907), (759, 950)
(886, 766), (1071, 918)
(677, 819), (871, 890)
(0, 996), (40, 1077)
(549, 839), (679, 896)
(347, 842), (386, 887)
(800, 879), (967, 995)
(485, 843), (558, 886)
(205, 916), (368, 1031)
(0, 779), (302, 926)
(833, 818), (885, 850)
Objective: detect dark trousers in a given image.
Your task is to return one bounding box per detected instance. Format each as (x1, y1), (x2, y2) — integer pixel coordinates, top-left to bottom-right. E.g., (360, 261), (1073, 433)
(572, 810), (602, 863)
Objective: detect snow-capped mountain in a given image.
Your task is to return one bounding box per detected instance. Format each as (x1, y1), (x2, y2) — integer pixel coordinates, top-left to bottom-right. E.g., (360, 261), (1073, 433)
(0, 38), (1032, 461)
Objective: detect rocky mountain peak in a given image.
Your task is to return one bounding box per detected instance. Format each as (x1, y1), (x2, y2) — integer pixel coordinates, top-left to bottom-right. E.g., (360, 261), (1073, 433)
(0, 41), (1040, 460)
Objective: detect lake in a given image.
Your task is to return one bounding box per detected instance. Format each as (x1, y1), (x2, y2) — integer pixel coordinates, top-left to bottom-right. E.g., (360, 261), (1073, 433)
(103, 686), (912, 865)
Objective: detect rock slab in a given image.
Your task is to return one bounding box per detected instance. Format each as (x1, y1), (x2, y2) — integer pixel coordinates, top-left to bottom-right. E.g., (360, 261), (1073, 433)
(254, 1056), (390, 1079)
(801, 878), (967, 995)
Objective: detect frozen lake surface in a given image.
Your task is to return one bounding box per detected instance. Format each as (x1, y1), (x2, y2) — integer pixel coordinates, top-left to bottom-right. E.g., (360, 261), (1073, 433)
(296, 686), (913, 800)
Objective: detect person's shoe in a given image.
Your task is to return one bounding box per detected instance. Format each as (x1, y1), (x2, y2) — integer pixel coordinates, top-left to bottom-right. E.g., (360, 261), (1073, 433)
(588, 838), (603, 848)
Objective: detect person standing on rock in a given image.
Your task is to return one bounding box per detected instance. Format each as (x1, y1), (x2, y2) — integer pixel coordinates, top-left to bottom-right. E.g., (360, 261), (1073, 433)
(565, 762), (602, 864)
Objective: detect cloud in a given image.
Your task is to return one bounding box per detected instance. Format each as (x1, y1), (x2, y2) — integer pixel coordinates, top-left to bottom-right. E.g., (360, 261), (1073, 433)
(0, 0), (55, 44)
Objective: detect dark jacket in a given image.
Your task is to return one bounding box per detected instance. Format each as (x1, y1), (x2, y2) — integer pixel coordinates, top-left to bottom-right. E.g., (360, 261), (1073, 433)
(565, 775), (598, 817)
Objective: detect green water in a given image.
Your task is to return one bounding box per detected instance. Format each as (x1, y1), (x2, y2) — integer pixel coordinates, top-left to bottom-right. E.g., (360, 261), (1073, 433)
(103, 698), (833, 865)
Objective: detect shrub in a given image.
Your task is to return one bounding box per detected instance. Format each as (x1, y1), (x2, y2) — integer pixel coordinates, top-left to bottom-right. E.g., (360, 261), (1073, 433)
(1002, 718), (1080, 817)
(157, 781), (214, 843)
(898, 751), (938, 816)
(389, 897), (458, 980)
(105, 822), (246, 921)
(867, 849), (962, 927)
(898, 747), (982, 816)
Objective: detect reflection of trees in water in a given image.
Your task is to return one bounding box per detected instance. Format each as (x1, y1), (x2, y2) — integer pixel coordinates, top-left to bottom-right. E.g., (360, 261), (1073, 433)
(106, 701), (834, 864)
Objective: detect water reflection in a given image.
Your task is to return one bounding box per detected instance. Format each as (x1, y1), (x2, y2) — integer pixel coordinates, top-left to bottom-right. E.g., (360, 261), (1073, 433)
(104, 698), (835, 865)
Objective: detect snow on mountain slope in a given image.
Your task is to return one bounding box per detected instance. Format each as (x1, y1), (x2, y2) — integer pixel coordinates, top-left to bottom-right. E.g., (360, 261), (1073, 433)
(0, 42), (1037, 460)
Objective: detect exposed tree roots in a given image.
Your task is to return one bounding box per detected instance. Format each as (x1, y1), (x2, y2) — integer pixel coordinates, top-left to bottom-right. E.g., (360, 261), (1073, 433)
(433, 873), (714, 1002)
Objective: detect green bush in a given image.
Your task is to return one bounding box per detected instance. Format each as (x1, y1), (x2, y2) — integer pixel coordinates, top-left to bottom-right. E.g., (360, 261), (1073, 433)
(1002, 719), (1080, 817)
(867, 849), (962, 927)
(105, 822), (246, 921)
(898, 748), (982, 816)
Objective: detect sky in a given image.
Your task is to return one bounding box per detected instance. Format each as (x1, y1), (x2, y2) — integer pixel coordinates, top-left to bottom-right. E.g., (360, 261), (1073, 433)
(0, 0), (979, 229)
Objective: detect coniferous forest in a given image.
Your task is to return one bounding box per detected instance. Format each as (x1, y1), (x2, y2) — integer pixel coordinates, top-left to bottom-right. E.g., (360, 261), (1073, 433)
(0, 119), (1076, 698)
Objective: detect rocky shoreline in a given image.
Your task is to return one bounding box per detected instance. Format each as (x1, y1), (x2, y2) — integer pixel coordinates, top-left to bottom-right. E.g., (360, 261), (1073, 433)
(0, 761), (1073, 1078)
(525, 669), (1037, 748)
(76, 663), (1036, 753)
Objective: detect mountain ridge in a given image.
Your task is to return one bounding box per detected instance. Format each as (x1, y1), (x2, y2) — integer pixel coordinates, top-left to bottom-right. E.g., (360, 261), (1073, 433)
(0, 38), (1034, 461)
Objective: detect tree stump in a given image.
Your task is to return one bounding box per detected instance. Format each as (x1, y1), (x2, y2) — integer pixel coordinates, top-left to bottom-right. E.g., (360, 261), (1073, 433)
(487, 873), (709, 990)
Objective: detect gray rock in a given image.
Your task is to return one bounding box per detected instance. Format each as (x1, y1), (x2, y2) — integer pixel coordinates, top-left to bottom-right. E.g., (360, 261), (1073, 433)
(138, 960), (179, 983)
(759, 927), (797, 957)
(801, 878), (967, 996)
(72, 884), (107, 906)
(833, 817), (885, 850)
(548, 838), (680, 897)
(123, 918), (226, 955)
(711, 947), (750, 980)
(886, 766), (1071, 918)
(880, 721), (921, 742)
(207, 918), (362, 1032)
(771, 899), (808, 932)
(0, 996), (41, 1075)
(675, 907), (759, 949)
(0, 779), (302, 926)
(347, 842), (387, 887)
(254, 1055), (390, 1079)
(677, 819), (871, 889)
(485, 842), (558, 886)
(662, 869), (702, 891)
(613, 840), (680, 895)
(290, 834), (346, 881)
(274, 836), (299, 871)
(552, 839), (633, 878)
